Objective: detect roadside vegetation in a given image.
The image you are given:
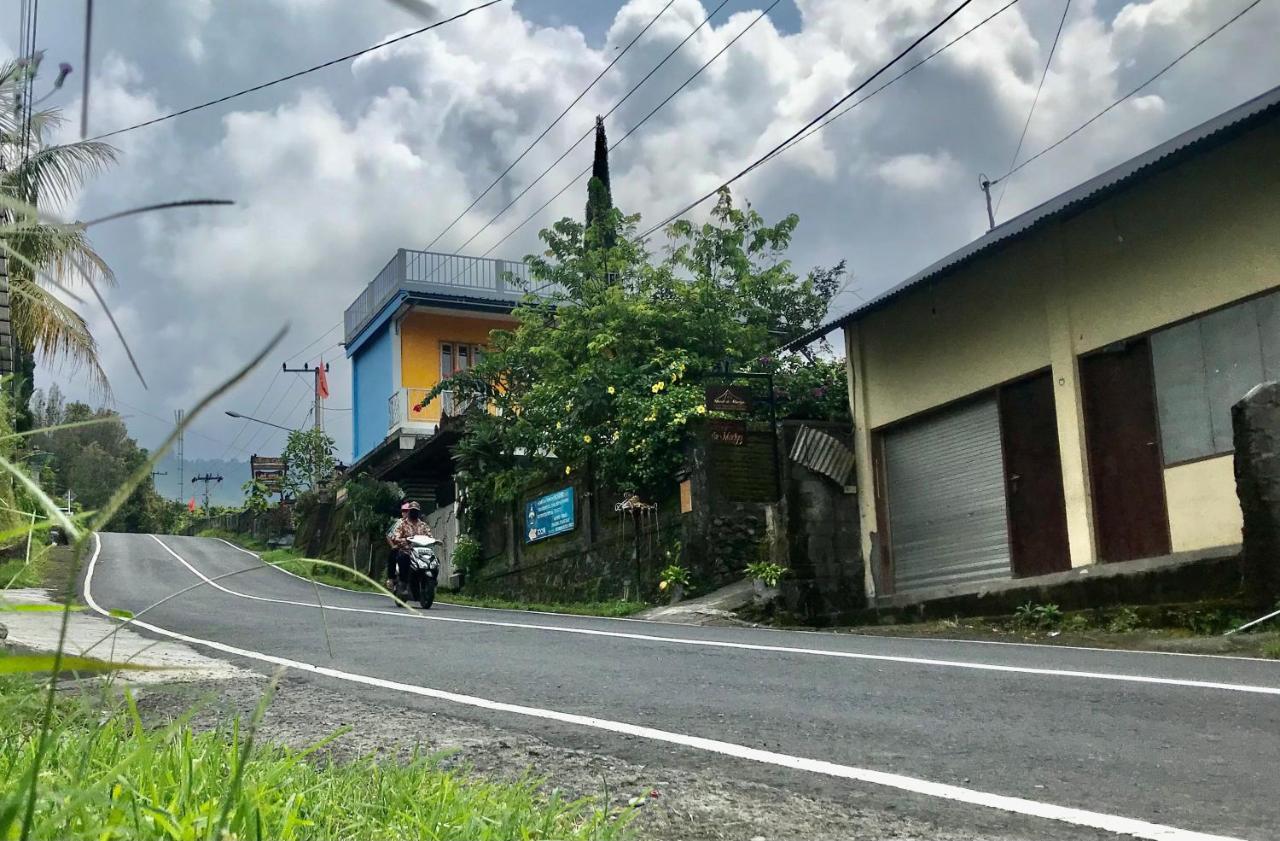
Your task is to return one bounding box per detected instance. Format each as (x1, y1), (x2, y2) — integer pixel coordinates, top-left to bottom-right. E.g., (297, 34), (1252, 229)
(196, 529), (380, 592)
(0, 675), (629, 840)
(842, 600), (1280, 658)
(437, 593), (647, 618)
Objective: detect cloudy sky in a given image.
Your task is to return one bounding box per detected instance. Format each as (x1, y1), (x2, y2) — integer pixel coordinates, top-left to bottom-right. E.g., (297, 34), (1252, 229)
(5, 0), (1278, 474)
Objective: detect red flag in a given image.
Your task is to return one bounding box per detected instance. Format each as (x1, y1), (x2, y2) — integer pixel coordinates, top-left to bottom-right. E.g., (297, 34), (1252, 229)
(188, 497), (197, 512)
(316, 361), (330, 400)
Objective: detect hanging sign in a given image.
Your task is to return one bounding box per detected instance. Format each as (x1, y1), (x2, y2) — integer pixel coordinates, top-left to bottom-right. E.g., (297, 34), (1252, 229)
(525, 487), (575, 543)
(705, 385), (752, 413)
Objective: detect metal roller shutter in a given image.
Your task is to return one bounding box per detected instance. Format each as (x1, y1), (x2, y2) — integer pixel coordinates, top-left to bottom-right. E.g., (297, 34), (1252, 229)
(884, 396), (1011, 592)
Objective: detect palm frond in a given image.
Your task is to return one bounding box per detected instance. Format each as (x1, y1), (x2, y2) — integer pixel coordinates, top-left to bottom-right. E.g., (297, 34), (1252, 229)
(8, 282), (111, 396)
(3, 140), (118, 209)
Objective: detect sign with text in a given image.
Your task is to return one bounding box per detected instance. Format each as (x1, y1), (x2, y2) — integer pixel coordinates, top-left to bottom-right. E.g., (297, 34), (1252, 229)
(709, 418), (746, 446)
(250, 456), (286, 493)
(525, 486), (576, 543)
(705, 385), (752, 413)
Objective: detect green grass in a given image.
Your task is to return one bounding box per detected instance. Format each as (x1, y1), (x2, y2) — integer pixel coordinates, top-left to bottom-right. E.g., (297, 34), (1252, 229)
(439, 594), (648, 618)
(1263, 640), (1280, 660)
(0, 675), (631, 840)
(1, 541), (50, 589)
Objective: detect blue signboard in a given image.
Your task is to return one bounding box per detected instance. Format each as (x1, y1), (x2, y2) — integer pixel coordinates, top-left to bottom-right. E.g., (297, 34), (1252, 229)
(525, 487), (575, 543)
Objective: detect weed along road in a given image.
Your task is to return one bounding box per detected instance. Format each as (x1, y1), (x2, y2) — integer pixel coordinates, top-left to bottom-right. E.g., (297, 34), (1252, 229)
(84, 533), (1279, 841)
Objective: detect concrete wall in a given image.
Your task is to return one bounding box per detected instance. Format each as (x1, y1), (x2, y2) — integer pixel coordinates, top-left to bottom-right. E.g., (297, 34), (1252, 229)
(1163, 456), (1243, 552)
(845, 117), (1280, 594)
(399, 309), (515, 423)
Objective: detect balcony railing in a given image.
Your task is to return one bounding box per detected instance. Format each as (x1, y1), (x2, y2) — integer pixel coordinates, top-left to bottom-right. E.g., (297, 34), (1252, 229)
(388, 387), (483, 434)
(346, 248), (561, 344)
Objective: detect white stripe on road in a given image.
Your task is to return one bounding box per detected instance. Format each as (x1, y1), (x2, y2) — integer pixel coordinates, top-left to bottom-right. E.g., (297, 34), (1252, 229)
(150, 535), (1280, 697)
(85, 534), (1244, 841)
(213, 536), (1280, 665)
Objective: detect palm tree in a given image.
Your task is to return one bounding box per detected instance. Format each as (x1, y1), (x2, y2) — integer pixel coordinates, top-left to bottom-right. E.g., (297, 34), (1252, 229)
(0, 54), (117, 406)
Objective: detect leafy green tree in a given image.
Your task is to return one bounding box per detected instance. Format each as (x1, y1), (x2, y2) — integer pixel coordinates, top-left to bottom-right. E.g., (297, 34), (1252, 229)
(28, 386), (166, 532)
(241, 477), (272, 514)
(343, 475), (402, 572)
(282, 428), (337, 497)
(756, 353), (851, 423)
(436, 188), (844, 506)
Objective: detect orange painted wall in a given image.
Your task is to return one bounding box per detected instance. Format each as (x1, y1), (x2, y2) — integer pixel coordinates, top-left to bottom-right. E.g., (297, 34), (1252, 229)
(399, 309), (513, 422)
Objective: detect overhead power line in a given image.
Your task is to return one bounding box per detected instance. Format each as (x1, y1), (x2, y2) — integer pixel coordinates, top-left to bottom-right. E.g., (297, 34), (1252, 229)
(990, 0), (1263, 187)
(766, 0), (1024, 163)
(478, 0), (786, 260)
(993, 0), (1073, 216)
(87, 0), (510, 142)
(423, 0), (679, 252)
(438, 0), (735, 262)
(637, 0), (982, 239)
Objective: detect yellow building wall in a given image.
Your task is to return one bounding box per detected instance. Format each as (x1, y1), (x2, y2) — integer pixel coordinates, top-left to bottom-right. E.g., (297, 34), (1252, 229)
(858, 235), (1053, 430)
(848, 118), (1279, 578)
(1163, 457), (1243, 552)
(399, 309), (514, 423)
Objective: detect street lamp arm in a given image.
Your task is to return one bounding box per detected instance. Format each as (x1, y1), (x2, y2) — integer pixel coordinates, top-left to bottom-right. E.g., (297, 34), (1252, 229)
(224, 410), (296, 433)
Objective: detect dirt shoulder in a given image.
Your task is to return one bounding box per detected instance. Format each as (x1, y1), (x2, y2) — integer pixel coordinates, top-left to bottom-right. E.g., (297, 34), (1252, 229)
(132, 676), (1031, 841)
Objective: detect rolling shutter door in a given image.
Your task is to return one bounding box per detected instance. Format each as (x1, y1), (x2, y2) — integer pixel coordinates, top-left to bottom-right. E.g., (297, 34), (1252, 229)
(884, 396), (1011, 592)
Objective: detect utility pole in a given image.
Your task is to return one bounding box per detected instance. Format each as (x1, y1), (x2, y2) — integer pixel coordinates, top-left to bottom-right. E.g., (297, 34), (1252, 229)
(282, 362), (329, 432)
(979, 173), (996, 231)
(191, 474), (223, 513)
(174, 409), (185, 499)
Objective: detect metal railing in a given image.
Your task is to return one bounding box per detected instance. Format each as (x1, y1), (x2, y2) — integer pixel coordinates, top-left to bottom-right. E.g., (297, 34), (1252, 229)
(346, 248), (555, 343)
(388, 387), (482, 432)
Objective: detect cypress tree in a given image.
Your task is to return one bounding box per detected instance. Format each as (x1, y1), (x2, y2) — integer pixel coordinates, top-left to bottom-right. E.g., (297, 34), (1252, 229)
(585, 116), (615, 248)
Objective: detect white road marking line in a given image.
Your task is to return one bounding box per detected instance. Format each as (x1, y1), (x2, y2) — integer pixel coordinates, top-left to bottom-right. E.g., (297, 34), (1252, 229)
(208, 537), (358, 592)
(85, 534), (1246, 841)
(209, 535), (1280, 665)
(147, 534), (1280, 697)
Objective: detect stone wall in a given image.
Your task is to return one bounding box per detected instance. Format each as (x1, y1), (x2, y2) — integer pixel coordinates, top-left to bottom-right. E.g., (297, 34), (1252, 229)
(464, 420), (866, 614)
(777, 422), (865, 623)
(466, 471), (683, 603)
(1233, 381), (1280, 604)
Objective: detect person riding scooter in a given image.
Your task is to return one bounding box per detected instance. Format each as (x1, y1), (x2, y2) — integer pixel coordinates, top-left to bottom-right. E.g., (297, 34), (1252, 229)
(386, 500), (433, 591)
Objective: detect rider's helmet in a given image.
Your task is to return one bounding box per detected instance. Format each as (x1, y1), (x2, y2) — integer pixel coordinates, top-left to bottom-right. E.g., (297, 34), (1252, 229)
(401, 500), (421, 513)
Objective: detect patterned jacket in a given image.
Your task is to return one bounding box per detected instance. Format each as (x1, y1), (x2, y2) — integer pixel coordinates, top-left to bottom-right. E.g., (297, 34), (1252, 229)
(388, 516), (432, 550)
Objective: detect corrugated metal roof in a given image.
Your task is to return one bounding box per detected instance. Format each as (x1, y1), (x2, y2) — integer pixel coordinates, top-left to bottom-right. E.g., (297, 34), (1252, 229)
(786, 83), (1280, 350)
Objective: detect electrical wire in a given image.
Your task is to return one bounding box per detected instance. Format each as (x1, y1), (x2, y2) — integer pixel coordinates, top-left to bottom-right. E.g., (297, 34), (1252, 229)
(763, 0), (1024, 164)
(478, 0), (785, 260)
(86, 0), (510, 142)
(636, 0), (981, 240)
(993, 0), (1072, 216)
(422, 0), (679, 253)
(438, 0), (735, 262)
(989, 0), (1264, 187)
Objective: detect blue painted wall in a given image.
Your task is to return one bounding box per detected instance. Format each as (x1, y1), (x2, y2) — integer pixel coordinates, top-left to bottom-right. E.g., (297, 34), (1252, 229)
(351, 324), (393, 461)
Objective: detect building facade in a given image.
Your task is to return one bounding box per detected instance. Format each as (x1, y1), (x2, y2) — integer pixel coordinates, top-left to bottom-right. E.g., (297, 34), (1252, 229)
(345, 248), (544, 502)
(793, 86), (1280, 602)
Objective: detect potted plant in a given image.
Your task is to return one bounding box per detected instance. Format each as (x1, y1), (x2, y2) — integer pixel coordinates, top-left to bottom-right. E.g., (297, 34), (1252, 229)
(658, 564), (691, 603)
(745, 561), (788, 605)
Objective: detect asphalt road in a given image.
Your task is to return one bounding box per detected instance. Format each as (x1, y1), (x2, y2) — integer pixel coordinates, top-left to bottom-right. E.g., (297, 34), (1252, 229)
(84, 532), (1280, 841)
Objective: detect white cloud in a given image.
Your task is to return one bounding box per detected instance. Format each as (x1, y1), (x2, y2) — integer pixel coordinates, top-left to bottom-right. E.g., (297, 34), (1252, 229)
(875, 151), (959, 191)
(33, 0), (1280, 463)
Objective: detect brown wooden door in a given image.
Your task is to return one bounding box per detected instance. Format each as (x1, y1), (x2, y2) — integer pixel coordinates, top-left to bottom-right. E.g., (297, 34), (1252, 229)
(1081, 339), (1171, 562)
(999, 372), (1071, 577)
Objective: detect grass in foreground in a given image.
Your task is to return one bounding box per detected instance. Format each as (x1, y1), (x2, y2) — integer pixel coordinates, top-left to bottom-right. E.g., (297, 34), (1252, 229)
(439, 594), (648, 618)
(0, 675), (630, 840)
